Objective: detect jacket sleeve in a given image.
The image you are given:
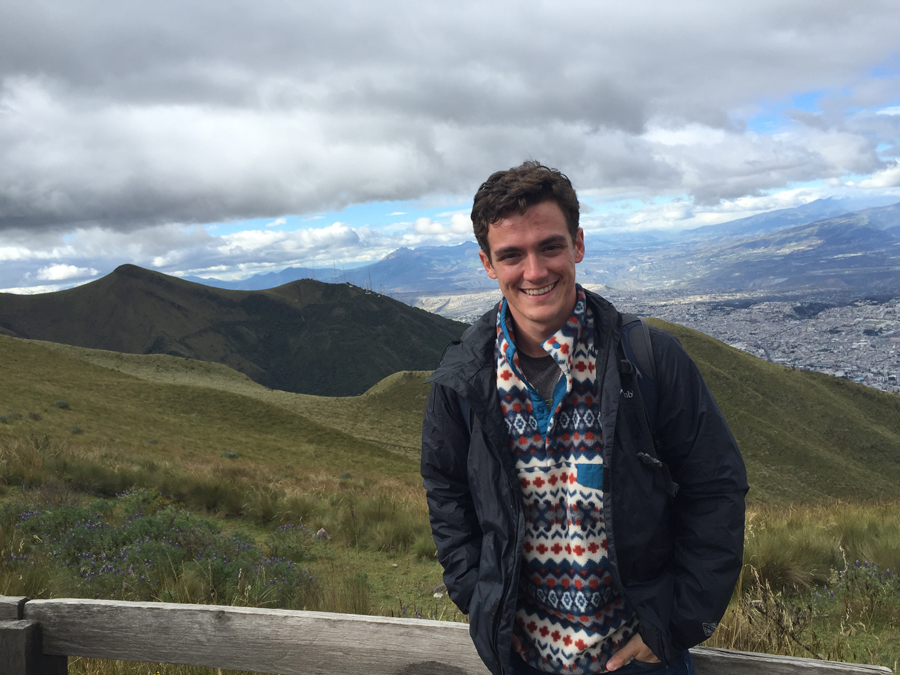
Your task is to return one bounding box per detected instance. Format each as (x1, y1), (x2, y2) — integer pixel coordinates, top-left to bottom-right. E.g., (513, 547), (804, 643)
(421, 381), (483, 614)
(652, 328), (749, 651)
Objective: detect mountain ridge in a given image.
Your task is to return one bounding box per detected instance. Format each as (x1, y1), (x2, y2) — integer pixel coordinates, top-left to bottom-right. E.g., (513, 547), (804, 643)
(0, 264), (467, 396)
(676, 205), (900, 292)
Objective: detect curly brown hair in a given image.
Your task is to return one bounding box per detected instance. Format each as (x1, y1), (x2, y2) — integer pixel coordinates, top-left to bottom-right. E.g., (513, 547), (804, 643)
(471, 161), (579, 259)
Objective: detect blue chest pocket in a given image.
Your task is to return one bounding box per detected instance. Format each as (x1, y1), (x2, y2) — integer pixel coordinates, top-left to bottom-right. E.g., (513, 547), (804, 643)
(576, 463), (604, 490)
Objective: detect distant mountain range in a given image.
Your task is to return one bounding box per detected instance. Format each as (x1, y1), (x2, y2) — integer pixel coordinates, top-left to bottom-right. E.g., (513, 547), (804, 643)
(185, 241), (492, 294)
(658, 202), (900, 292)
(675, 195), (899, 240)
(0, 265), (467, 396)
(185, 196), (900, 296)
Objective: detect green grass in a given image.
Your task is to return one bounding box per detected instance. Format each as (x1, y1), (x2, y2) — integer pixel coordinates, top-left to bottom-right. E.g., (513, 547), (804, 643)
(0, 334), (421, 488)
(0, 331), (449, 624)
(20, 319), (900, 503)
(709, 501), (900, 671)
(29, 338), (431, 454)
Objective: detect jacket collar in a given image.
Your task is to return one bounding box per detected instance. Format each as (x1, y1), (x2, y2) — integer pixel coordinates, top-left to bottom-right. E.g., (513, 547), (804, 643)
(430, 287), (618, 406)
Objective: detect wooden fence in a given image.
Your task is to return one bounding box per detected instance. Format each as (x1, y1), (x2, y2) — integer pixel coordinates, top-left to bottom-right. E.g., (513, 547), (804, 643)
(0, 596), (892, 675)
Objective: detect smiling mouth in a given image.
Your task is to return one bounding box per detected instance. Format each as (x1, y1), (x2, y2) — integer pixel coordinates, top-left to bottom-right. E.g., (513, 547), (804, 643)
(522, 282), (557, 296)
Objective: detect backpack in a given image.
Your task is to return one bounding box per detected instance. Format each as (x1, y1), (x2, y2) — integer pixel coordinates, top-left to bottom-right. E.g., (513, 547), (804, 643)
(619, 314), (679, 498)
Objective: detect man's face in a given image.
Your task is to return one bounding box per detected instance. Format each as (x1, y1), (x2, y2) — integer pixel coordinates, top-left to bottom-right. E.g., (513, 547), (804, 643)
(479, 200), (585, 345)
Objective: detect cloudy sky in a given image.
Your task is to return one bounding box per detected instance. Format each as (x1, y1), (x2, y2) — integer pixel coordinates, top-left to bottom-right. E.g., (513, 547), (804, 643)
(3, 0), (900, 293)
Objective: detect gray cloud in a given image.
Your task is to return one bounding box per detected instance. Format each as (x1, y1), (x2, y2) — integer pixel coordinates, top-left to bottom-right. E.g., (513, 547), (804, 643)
(2, 0), (900, 236)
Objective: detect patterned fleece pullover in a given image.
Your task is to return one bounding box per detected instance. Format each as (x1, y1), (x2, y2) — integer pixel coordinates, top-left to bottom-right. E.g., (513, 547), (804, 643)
(496, 287), (638, 674)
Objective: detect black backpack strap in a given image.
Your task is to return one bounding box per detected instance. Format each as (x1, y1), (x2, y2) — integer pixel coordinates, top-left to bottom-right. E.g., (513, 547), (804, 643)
(620, 314), (658, 429)
(621, 314), (656, 382)
(618, 315), (678, 499)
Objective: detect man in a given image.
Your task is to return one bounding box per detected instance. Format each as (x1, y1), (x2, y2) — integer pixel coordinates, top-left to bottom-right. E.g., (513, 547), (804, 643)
(421, 162), (748, 675)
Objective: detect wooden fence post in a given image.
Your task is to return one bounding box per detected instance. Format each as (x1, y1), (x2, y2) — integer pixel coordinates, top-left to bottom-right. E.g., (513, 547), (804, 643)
(0, 620), (65, 675)
(0, 597), (67, 675)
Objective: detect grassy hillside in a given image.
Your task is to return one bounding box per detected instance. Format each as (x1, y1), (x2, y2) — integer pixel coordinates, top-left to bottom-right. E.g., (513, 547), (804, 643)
(0, 334), (418, 481)
(29, 338), (431, 456)
(0, 265), (467, 396)
(651, 319), (900, 502)
(7, 315), (900, 504)
(0, 332), (434, 560)
(18, 318), (900, 503)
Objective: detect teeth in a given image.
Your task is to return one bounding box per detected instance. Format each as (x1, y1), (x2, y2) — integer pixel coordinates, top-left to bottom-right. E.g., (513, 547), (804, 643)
(523, 283), (556, 296)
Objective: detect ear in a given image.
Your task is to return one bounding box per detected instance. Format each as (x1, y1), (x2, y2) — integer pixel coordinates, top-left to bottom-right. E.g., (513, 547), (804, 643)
(574, 228), (585, 264)
(479, 249), (498, 280)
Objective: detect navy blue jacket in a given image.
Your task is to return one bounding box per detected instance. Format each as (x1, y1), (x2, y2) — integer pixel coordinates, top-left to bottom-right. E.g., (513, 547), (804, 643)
(421, 290), (748, 675)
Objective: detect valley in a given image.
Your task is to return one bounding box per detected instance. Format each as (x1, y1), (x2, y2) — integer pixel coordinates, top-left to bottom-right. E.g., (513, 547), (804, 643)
(631, 293), (900, 394)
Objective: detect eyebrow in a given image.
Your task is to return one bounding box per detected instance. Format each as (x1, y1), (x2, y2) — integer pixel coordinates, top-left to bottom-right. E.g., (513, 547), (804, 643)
(493, 235), (569, 259)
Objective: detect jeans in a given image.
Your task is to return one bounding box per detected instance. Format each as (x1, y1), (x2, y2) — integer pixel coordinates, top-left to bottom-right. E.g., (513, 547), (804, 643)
(506, 649), (694, 675)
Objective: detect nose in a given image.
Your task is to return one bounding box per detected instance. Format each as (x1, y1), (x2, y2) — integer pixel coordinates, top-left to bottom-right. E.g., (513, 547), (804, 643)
(522, 252), (548, 282)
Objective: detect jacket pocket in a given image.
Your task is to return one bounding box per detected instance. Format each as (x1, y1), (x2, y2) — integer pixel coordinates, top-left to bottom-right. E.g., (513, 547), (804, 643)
(576, 463), (603, 490)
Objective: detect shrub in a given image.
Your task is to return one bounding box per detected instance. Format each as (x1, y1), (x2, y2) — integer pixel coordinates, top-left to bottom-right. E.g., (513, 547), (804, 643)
(244, 487), (283, 526)
(51, 456), (131, 497)
(0, 437), (48, 487)
(27, 412), (41, 421)
(29, 433), (50, 452)
(183, 477), (244, 516)
(710, 578), (829, 658)
(54, 401), (70, 409)
(742, 502), (900, 593)
(220, 451), (239, 459)
(3, 488), (320, 609)
(819, 559), (900, 625)
(266, 523), (314, 562)
(278, 494), (319, 526)
(412, 534), (438, 559)
(333, 493), (430, 552)
(69, 426), (83, 435)
(6, 412), (22, 421)
(707, 502), (900, 668)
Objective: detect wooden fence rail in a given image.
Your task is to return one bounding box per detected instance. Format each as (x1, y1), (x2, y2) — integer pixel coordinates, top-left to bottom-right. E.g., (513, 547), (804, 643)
(0, 596), (892, 675)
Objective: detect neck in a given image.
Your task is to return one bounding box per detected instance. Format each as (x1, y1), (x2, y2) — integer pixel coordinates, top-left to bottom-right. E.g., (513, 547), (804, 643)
(506, 314), (553, 358)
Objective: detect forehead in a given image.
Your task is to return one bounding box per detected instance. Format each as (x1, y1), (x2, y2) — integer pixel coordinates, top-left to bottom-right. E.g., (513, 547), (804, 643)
(487, 201), (571, 246)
